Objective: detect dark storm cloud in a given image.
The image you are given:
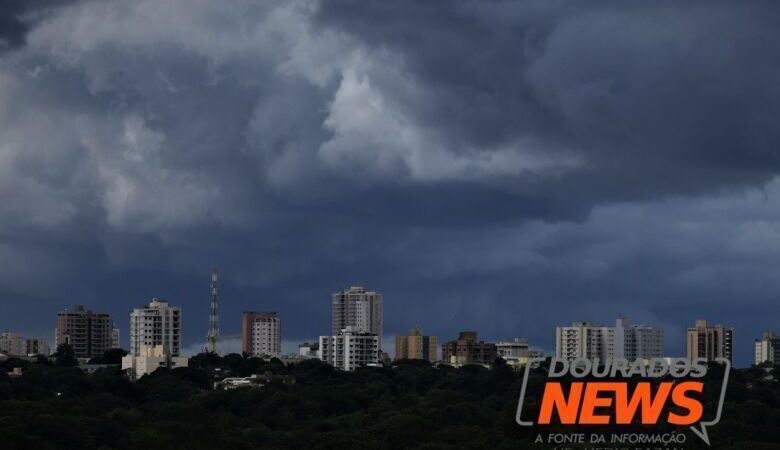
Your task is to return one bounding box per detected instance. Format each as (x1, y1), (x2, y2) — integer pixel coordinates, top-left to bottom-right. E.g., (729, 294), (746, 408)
(0, 0), (76, 51)
(315, 0), (780, 209)
(0, 0), (779, 366)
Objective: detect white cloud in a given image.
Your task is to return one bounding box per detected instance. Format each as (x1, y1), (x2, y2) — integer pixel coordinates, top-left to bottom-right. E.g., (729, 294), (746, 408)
(320, 58), (582, 182)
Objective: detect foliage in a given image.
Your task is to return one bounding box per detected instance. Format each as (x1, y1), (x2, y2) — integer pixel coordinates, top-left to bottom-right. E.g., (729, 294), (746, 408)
(0, 354), (778, 449)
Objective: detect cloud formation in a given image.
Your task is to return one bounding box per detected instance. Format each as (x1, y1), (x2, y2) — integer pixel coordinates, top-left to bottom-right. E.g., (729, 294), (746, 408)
(0, 0), (779, 365)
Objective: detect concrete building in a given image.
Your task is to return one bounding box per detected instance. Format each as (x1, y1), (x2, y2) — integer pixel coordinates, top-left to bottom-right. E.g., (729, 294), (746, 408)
(55, 305), (113, 359)
(121, 344), (188, 380)
(441, 331), (497, 366)
(496, 338), (543, 367)
(332, 286), (383, 349)
(319, 326), (380, 371)
(614, 318), (664, 361)
(112, 326), (121, 349)
(25, 338), (49, 356)
(556, 318), (663, 362)
(129, 298), (181, 357)
(241, 312), (281, 358)
(395, 327), (438, 363)
(0, 332), (44, 356)
(755, 332), (780, 366)
(0, 332), (24, 356)
(297, 342), (319, 359)
(686, 320), (733, 363)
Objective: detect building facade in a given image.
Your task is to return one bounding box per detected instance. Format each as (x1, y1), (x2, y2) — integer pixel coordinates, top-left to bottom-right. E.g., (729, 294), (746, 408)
(332, 286), (383, 349)
(121, 344), (188, 380)
(241, 312), (281, 358)
(129, 298), (181, 357)
(112, 326), (121, 349)
(496, 338), (543, 367)
(441, 331), (497, 366)
(395, 327), (438, 363)
(0, 332), (24, 356)
(297, 342), (319, 359)
(319, 326), (380, 371)
(25, 338), (49, 356)
(555, 318), (663, 362)
(55, 305), (113, 359)
(0, 333), (49, 357)
(755, 332), (780, 366)
(686, 320), (733, 363)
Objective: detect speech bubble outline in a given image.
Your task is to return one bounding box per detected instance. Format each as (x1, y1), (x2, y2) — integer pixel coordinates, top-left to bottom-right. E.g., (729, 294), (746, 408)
(515, 357), (545, 426)
(688, 357), (731, 446)
(514, 357), (732, 447)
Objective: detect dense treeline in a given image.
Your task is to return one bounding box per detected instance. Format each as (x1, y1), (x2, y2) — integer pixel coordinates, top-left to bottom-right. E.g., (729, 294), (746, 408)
(1, 352), (779, 450)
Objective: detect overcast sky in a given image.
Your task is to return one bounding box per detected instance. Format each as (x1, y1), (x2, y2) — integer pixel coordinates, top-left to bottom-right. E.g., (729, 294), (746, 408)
(1, 0), (779, 366)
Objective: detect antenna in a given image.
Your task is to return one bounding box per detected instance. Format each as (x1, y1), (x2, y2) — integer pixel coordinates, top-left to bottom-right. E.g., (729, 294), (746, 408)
(206, 266), (219, 353)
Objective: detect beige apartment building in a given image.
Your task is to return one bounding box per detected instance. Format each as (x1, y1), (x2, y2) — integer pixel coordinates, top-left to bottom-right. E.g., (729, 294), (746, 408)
(241, 311), (281, 358)
(686, 320), (733, 363)
(395, 327), (438, 363)
(121, 344), (188, 380)
(55, 305), (113, 359)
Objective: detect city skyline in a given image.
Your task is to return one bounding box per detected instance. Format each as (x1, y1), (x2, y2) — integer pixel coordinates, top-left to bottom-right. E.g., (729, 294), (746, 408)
(2, 1), (780, 369)
(2, 279), (776, 368)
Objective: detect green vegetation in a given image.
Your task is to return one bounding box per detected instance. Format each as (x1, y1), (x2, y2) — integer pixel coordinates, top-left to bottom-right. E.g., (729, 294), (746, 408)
(1, 354), (778, 450)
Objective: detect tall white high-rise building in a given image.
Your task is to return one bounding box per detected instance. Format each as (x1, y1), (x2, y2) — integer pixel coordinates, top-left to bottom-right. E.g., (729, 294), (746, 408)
(129, 298), (181, 357)
(241, 312), (281, 358)
(332, 286), (383, 349)
(319, 326), (380, 371)
(556, 318), (663, 362)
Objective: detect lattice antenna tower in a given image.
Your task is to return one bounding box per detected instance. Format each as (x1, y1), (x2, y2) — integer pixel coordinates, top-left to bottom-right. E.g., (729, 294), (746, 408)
(206, 266), (219, 353)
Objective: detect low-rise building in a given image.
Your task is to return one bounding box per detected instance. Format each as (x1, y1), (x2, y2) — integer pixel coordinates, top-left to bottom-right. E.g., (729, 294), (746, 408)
(755, 332), (780, 366)
(441, 331), (497, 366)
(496, 338), (544, 367)
(319, 326), (380, 371)
(297, 342), (319, 359)
(121, 344), (188, 380)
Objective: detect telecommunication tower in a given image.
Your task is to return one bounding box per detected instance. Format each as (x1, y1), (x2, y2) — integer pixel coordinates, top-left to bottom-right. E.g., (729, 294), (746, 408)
(206, 266), (219, 353)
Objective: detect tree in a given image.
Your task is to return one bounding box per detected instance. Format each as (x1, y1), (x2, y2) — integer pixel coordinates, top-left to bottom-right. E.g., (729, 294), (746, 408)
(89, 349), (128, 365)
(53, 344), (78, 367)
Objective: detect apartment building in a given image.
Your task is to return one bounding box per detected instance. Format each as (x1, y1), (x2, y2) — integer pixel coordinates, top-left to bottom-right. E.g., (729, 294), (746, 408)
(755, 332), (780, 366)
(556, 318), (663, 362)
(686, 320), (733, 363)
(395, 327), (438, 363)
(441, 331), (497, 366)
(319, 326), (380, 371)
(0, 332), (48, 356)
(129, 298), (181, 357)
(55, 305), (113, 358)
(332, 286), (383, 349)
(241, 311), (281, 358)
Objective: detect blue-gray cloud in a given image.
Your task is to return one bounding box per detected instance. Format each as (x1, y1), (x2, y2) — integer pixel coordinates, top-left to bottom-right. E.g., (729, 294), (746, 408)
(0, 0), (779, 366)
